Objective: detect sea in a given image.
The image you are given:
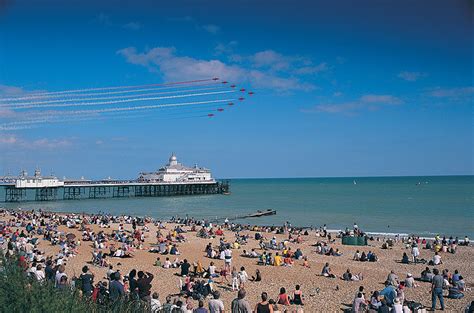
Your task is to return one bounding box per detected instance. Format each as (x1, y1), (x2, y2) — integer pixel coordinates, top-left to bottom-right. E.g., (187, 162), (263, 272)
(1, 176), (473, 238)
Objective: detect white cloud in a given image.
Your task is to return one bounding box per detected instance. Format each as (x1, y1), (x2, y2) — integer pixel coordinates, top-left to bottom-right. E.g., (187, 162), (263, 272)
(0, 135), (17, 144)
(95, 13), (112, 26)
(398, 71), (427, 82)
(0, 85), (25, 96)
(117, 46), (315, 91)
(0, 134), (72, 149)
(123, 22), (142, 31)
(214, 41), (238, 55)
(202, 24), (220, 34)
(294, 62), (328, 75)
(303, 94), (403, 115)
(428, 86), (474, 98)
(31, 138), (72, 149)
(252, 50), (290, 71)
(0, 108), (16, 118)
(359, 94), (402, 105)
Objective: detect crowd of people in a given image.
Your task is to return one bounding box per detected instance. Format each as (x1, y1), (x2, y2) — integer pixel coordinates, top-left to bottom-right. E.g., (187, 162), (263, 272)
(0, 210), (472, 312)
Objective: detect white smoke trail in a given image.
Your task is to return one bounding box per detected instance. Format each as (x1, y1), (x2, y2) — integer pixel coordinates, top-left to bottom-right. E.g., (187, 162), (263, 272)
(0, 81), (222, 102)
(0, 78), (217, 101)
(1, 86), (226, 107)
(0, 99), (234, 130)
(6, 90), (236, 110)
(65, 98), (235, 115)
(1, 104), (220, 126)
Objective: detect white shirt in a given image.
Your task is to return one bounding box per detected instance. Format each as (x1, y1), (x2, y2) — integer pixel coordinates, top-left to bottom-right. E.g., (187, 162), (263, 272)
(209, 265), (216, 275)
(433, 254), (442, 265)
(150, 299), (161, 312)
(224, 249), (232, 263)
(55, 272), (67, 286)
(209, 299), (225, 313)
(239, 271), (248, 283)
(392, 303), (403, 313)
(35, 270), (45, 281)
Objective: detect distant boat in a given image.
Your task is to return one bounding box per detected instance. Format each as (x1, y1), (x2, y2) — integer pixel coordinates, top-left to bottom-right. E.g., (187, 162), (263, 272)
(353, 180), (357, 185)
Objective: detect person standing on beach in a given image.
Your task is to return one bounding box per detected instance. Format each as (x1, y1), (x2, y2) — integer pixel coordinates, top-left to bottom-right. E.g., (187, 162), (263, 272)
(137, 271), (154, 304)
(45, 259), (55, 283)
(208, 291), (224, 313)
(109, 272), (125, 302)
(79, 265), (94, 297)
(411, 243), (420, 263)
(231, 289), (252, 313)
(224, 247), (232, 271)
(431, 268), (445, 311)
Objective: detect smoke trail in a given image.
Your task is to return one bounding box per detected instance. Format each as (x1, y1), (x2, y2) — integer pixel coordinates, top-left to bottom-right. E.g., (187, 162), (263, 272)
(0, 81), (222, 102)
(64, 98), (235, 115)
(2, 85), (227, 107)
(0, 105), (226, 131)
(6, 90), (236, 110)
(0, 78), (217, 101)
(1, 104), (224, 127)
(0, 99), (234, 129)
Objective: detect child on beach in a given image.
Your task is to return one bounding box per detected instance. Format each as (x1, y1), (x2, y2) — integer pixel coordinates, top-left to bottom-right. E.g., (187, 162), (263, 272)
(231, 266), (239, 291)
(238, 266), (248, 289)
(154, 257), (161, 267)
(251, 269), (262, 282)
(302, 256), (310, 268)
(163, 257), (171, 269)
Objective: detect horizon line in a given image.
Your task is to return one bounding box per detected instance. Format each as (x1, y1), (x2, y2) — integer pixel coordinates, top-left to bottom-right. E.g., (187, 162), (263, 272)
(218, 174), (474, 180)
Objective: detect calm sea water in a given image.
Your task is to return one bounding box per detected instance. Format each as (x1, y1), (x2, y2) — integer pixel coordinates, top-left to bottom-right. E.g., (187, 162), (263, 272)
(1, 176), (473, 238)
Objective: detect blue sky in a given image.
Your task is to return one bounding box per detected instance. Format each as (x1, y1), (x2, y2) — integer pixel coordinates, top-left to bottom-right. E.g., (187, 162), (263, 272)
(0, 0), (472, 179)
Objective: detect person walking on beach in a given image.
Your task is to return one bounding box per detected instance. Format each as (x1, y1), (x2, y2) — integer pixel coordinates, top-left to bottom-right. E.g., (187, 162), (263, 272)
(431, 268), (445, 311)
(231, 289), (252, 313)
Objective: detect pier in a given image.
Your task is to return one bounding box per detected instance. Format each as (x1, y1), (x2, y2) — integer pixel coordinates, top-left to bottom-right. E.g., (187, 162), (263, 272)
(0, 154), (230, 203)
(0, 181), (230, 202)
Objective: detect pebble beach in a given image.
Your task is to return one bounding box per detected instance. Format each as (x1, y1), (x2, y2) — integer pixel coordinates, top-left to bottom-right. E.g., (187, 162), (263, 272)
(1, 210), (472, 312)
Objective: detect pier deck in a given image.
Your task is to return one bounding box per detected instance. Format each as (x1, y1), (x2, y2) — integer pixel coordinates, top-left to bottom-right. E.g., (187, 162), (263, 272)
(0, 180), (230, 202)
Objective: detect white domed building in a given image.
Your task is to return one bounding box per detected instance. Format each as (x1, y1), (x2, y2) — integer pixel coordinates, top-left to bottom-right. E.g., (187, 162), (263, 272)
(137, 154), (213, 183)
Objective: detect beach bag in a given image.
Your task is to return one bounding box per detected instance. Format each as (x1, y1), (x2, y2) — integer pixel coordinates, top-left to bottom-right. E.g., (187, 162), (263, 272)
(406, 301), (423, 311)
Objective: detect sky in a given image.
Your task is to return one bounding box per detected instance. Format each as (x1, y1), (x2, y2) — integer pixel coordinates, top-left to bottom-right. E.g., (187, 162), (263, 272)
(0, 0), (472, 179)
